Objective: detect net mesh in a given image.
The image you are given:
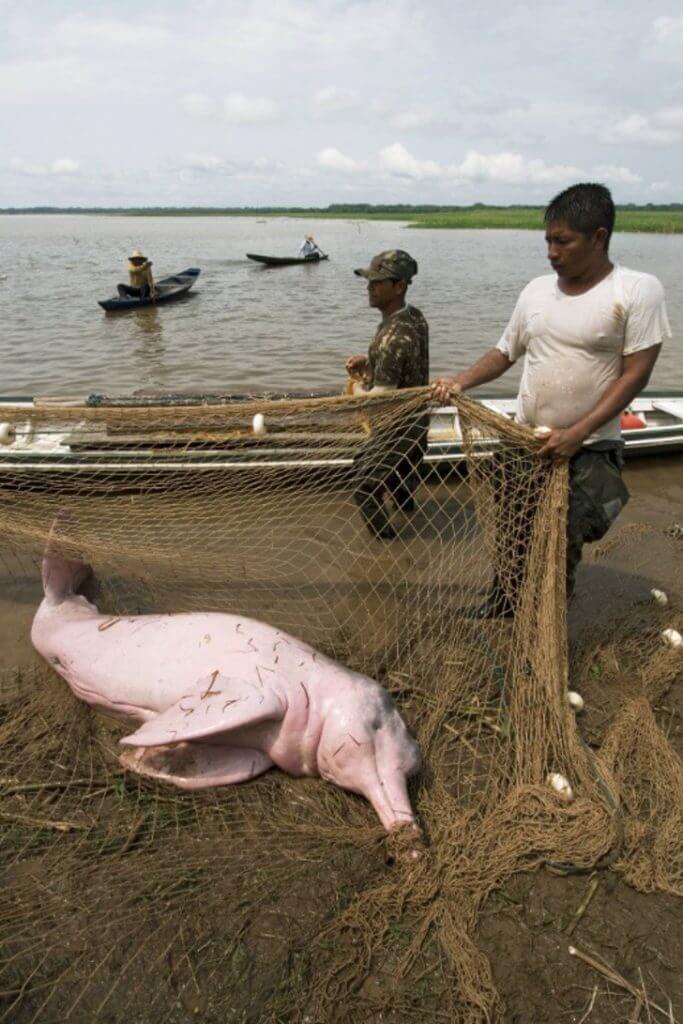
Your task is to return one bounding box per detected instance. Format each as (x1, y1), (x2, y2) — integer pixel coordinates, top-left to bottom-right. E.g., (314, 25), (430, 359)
(0, 388), (680, 1023)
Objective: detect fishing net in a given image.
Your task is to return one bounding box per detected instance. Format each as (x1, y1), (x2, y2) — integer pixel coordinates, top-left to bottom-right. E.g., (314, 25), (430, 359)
(0, 388), (680, 1023)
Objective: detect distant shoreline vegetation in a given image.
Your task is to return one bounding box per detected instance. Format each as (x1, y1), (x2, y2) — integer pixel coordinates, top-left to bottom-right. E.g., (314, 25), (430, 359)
(2, 203), (683, 233)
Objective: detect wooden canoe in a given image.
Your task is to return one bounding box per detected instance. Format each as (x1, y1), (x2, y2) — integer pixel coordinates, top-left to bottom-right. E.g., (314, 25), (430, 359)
(246, 254), (328, 267)
(98, 268), (200, 311)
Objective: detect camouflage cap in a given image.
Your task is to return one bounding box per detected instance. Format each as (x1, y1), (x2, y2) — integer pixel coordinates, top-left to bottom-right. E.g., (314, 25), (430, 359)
(354, 249), (418, 283)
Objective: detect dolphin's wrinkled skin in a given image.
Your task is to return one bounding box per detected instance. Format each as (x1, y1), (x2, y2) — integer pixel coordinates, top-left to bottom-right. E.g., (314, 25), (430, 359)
(30, 543), (420, 832)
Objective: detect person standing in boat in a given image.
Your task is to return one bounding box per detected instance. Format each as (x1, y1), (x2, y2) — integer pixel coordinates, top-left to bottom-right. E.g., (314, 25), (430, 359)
(432, 182), (671, 612)
(118, 249), (156, 300)
(346, 249), (429, 540)
(298, 234), (325, 259)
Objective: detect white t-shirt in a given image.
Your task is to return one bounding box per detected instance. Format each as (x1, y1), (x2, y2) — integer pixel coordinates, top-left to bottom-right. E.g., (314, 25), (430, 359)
(496, 265), (671, 444)
(299, 239), (320, 257)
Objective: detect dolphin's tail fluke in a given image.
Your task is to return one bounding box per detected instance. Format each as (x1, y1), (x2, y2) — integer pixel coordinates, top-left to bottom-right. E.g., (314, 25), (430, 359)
(42, 512), (91, 603)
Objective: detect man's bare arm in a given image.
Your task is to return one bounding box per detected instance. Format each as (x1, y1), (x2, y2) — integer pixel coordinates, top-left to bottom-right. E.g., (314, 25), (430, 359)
(346, 355), (369, 376)
(431, 348), (512, 403)
(538, 346), (662, 459)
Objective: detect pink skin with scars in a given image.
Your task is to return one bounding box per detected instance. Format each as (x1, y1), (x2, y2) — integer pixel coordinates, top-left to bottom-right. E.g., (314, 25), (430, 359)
(30, 548), (421, 833)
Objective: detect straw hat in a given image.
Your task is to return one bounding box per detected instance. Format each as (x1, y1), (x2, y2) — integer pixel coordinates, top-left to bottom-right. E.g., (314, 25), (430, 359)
(129, 248), (146, 260)
(305, 234), (314, 241)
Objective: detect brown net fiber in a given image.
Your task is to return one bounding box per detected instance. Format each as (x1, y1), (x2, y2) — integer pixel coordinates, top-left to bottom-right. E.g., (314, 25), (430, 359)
(0, 388), (680, 1023)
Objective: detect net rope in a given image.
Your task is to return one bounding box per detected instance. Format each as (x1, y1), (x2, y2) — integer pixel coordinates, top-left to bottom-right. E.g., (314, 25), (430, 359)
(0, 388), (680, 1022)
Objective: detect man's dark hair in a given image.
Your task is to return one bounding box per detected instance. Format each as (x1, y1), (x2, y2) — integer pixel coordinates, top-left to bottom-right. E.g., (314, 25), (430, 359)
(544, 182), (615, 250)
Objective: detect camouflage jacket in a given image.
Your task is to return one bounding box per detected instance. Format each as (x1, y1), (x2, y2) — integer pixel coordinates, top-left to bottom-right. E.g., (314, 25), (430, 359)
(366, 305), (429, 389)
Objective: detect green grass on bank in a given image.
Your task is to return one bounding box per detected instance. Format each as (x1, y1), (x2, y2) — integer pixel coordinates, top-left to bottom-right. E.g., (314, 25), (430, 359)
(406, 208), (683, 232)
(3, 205), (683, 233)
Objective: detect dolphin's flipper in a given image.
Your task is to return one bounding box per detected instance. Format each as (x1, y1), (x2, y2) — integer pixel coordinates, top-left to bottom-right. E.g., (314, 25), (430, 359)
(119, 743), (273, 789)
(119, 673), (284, 748)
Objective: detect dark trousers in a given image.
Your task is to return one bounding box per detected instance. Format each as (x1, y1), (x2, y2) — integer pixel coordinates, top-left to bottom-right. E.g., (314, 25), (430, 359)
(565, 443), (629, 595)
(353, 418), (427, 538)
(117, 283), (151, 299)
(487, 443), (629, 611)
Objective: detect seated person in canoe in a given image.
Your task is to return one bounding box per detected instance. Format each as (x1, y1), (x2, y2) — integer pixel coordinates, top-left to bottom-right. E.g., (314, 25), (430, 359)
(118, 248), (156, 300)
(298, 234), (325, 259)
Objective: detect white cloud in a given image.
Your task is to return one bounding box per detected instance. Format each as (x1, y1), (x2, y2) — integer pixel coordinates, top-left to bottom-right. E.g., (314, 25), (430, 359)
(650, 179), (672, 193)
(378, 143), (441, 180)
(10, 157), (80, 176)
(391, 107), (440, 130)
(181, 93), (215, 118)
(455, 88), (529, 117)
(179, 154), (282, 178)
(370, 98), (390, 116)
(606, 113), (681, 146)
(51, 158), (80, 175)
(0, 56), (84, 102)
(449, 151), (581, 185)
(223, 92), (277, 124)
(643, 15), (683, 63)
(591, 164), (641, 186)
(184, 154), (226, 173)
(316, 147), (360, 172)
(319, 145), (590, 188)
(53, 14), (171, 51)
(655, 106), (683, 127)
(250, 157), (282, 173)
(312, 87), (360, 116)
(1, 2), (680, 205)
(10, 158), (47, 177)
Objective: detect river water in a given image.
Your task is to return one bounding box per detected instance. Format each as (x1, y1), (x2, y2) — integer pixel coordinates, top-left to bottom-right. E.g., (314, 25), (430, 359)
(0, 214), (680, 397)
(0, 215), (680, 676)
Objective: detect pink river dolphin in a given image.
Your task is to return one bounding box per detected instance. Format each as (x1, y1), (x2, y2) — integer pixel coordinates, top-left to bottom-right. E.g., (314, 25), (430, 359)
(30, 542), (421, 832)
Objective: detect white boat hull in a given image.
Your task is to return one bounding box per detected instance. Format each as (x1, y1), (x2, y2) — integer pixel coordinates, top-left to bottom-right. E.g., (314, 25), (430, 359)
(0, 394), (681, 478)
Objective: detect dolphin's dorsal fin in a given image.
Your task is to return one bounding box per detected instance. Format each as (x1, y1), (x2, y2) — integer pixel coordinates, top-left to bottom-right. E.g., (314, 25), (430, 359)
(119, 672), (284, 747)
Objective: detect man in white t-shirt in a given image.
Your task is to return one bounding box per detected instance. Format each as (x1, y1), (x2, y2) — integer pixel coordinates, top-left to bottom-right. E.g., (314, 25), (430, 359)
(432, 182), (671, 614)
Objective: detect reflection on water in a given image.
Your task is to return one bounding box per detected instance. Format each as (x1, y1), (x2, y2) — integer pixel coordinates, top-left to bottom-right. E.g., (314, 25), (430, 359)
(132, 306), (164, 339)
(130, 306), (170, 387)
(0, 214), (681, 397)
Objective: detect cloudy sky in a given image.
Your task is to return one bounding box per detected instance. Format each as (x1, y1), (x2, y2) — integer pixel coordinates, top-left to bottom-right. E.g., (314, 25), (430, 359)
(1, 0), (682, 207)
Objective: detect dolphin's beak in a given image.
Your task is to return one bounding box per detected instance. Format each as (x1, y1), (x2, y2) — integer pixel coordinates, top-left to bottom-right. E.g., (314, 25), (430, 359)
(363, 764), (416, 832)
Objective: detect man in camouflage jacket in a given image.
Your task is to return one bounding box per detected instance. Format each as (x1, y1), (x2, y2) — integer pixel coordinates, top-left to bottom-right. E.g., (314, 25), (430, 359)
(346, 250), (429, 540)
